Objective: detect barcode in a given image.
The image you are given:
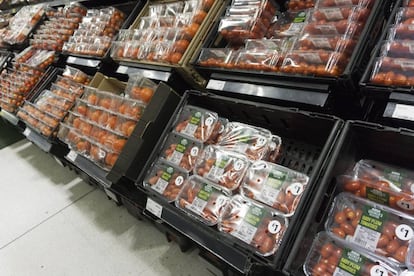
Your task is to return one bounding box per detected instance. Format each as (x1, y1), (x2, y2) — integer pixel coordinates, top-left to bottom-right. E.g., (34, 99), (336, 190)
(187, 197), (208, 214)
(183, 124), (197, 137)
(206, 166), (224, 182)
(169, 151), (184, 165)
(259, 186), (278, 206)
(152, 178), (169, 194)
(233, 221), (257, 244)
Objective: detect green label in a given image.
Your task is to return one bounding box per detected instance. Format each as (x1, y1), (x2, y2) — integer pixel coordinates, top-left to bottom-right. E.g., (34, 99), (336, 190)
(293, 11), (306, 23)
(359, 206), (386, 232)
(238, 135), (250, 144)
(366, 187), (390, 206)
(161, 167), (174, 181)
(176, 139), (188, 153)
(384, 169), (403, 188)
(189, 111), (202, 125)
(215, 156), (230, 169)
(265, 170), (286, 190)
(197, 184), (215, 201)
(338, 248), (366, 275)
(244, 206), (265, 228)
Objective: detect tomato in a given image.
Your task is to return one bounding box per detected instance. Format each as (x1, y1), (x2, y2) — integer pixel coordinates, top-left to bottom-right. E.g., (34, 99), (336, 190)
(385, 239), (400, 255)
(320, 243), (334, 258)
(393, 245), (408, 263)
(140, 87), (154, 103)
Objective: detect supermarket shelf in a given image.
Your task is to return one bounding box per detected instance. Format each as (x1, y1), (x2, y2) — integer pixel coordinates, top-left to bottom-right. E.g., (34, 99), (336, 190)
(65, 150), (112, 188)
(206, 76), (330, 107)
(0, 110), (20, 126)
(141, 193), (250, 273)
(66, 56), (102, 69)
(22, 127), (52, 152)
(116, 63), (172, 82)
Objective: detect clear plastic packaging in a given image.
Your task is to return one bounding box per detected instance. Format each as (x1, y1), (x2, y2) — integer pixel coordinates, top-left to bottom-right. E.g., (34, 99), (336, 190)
(217, 122), (275, 161)
(326, 192), (414, 266)
(281, 50), (349, 76)
(218, 195), (288, 257)
(241, 160), (309, 216)
(35, 90), (73, 111)
(174, 105), (219, 142)
(175, 175), (230, 226)
(296, 34), (357, 54)
(310, 6), (371, 23)
(124, 73), (157, 104)
(303, 21), (364, 36)
(144, 159), (188, 202)
(369, 56), (414, 87)
(233, 50), (280, 72)
(315, 0), (374, 9)
(304, 231), (401, 276)
(388, 24), (414, 41)
(218, 16), (267, 45)
(62, 66), (90, 85)
(197, 48), (233, 68)
(287, 0), (315, 11)
(194, 145), (250, 193)
(160, 132), (203, 172)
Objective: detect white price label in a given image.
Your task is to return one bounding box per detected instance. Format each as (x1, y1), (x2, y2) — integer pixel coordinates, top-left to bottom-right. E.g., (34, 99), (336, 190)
(175, 176), (184, 186)
(205, 117), (214, 127)
(397, 199), (414, 211)
(146, 198), (163, 218)
(234, 160), (244, 171)
(286, 183), (304, 196)
(190, 146), (199, 157)
(66, 150), (78, 162)
(207, 80), (226, 91)
(117, 65), (128, 74)
(396, 224), (414, 241)
(392, 104), (414, 121)
(23, 127), (31, 137)
(370, 265), (388, 276)
(256, 136), (267, 147)
(268, 220), (282, 234)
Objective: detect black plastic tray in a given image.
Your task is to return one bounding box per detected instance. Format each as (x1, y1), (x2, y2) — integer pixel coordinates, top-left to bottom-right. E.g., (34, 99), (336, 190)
(283, 120), (414, 275)
(134, 91), (343, 273)
(192, 0), (393, 107)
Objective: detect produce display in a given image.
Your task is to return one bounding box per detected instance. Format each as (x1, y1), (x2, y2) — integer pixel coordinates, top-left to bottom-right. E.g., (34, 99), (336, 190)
(198, 0), (377, 77)
(340, 159), (414, 215)
(369, 3), (414, 86)
(0, 4), (44, 46)
(110, 0), (215, 64)
(304, 232), (400, 276)
(62, 7), (125, 57)
(30, 3), (87, 52)
(57, 74), (156, 170)
(0, 47), (55, 113)
(218, 195), (288, 256)
(16, 66), (90, 138)
(326, 193), (414, 266)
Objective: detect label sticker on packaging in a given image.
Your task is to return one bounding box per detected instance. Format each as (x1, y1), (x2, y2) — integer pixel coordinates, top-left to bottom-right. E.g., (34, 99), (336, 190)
(175, 176), (184, 186)
(350, 207), (386, 251)
(233, 205), (264, 244)
(256, 136), (267, 148)
(206, 157), (229, 182)
(334, 0), (352, 5)
(186, 183), (214, 214)
(207, 80), (226, 91)
(146, 198), (163, 218)
(309, 37), (332, 49)
(23, 127), (31, 137)
(286, 183), (304, 196)
(383, 169), (403, 189)
(152, 167), (174, 195)
(334, 249), (366, 276)
(234, 160), (245, 171)
(370, 265), (388, 276)
(257, 170), (287, 206)
(315, 25), (338, 34)
(322, 8), (344, 21)
(268, 220), (282, 234)
(190, 146), (199, 157)
(397, 199), (414, 211)
(168, 138), (188, 165)
(182, 112), (201, 137)
(366, 187), (390, 206)
(205, 116), (214, 127)
(396, 224), (414, 241)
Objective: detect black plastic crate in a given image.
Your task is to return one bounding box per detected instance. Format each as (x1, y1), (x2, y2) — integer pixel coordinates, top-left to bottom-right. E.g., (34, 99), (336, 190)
(283, 120), (414, 275)
(192, 0), (393, 108)
(135, 91), (343, 274)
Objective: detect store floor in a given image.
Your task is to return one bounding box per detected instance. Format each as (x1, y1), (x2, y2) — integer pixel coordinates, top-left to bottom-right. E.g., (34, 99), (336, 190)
(0, 139), (214, 276)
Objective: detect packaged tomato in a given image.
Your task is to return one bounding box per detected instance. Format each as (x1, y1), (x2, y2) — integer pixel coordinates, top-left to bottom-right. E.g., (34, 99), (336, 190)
(395, 7), (414, 24)
(287, 0), (315, 11)
(218, 16), (268, 45)
(217, 122), (275, 160)
(218, 195), (288, 256)
(233, 50), (280, 72)
(340, 160), (414, 215)
(267, 11), (307, 39)
(381, 40), (414, 60)
(241, 160), (309, 216)
(304, 231), (401, 276)
(124, 73), (157, 104)
(303, 21), (364, 37)
(326, 192), (414, 266)
(194, 145), (250, 193)
(175, 175), (230, 225)
(369, 56), (414, 87)
(62, 66), (90, 85)
(315, 0), (374, 8)
(310, 6), (371, 23)
(174, 105), (219, 142)
(160, 132), (203, 172)
(197, 48), (233, 68)
(144, 160), (188, 202)
(58, 123), (90, 154)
